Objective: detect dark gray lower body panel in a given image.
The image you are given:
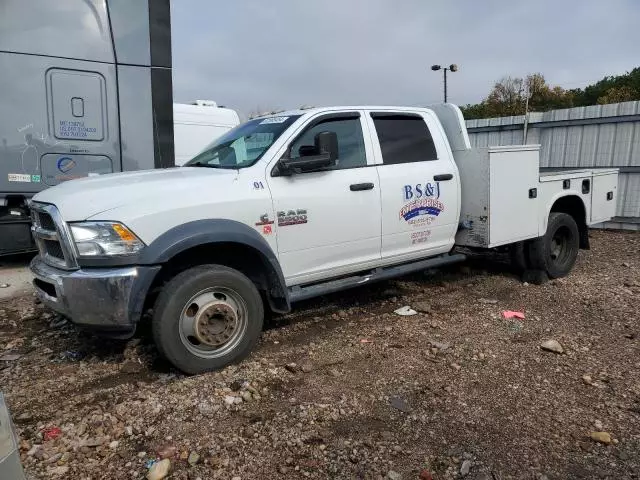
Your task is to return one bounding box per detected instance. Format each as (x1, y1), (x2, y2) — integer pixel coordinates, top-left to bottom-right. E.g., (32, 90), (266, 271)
(30, 256), (159, 334)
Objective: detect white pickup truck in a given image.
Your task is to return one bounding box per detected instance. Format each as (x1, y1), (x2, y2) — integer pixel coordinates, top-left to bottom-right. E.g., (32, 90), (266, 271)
(29, 104), (618, 373)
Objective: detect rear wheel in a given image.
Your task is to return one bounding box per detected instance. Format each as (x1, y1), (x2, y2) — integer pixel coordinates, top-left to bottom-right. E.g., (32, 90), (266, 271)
(527, 212), (579, 279)
(153, 265), (264, 374)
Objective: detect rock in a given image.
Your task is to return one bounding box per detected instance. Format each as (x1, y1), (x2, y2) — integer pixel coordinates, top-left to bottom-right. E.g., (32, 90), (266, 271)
(49, 466), (69, 476)
(224, 395), (236, 406)
(156, 444), (176, 459)
(394, 306), (417, 316)
(582, 375), (593, 384)
(301, 362), (313, 373)
(188, 451), (200, 466)
(594, 420), (604, 430)
(389, 396), (411, 413)
(622, 262), (631, 268)
(460, 459), (472, 476)
(147, 459), (171, 480)
(121, 360), (143, 374)
(233, 396), (243, 405)
(49, 316), (67, 329)
(285, 363), (299, 373)
(0, 354), (21, 362)
(46, 453), (63, 464)
(590, 431), (612, 444)
(0, 283), (9, 288)
(329, 369), (341, 377)
(429, 340), (450, 351)
(451, 363), (462, 371)
(387, 471), (402, 480)
(109, 440), (119, 450)
(231, 477), (241, 480)
(84, 437), (108, 447)
(197, 402), (220, 417)
(540, 339), (564, 354)
(241, 391), (252, 403)
(478, 298), (498, 304)
(414, 302), (433, 314)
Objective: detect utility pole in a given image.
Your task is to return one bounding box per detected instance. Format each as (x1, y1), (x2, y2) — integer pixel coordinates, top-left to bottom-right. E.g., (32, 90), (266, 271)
(431, 64), (458, 103)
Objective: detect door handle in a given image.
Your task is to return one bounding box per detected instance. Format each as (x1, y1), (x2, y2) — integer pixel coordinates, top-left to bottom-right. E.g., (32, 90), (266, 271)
(350, 182), (375, 191)
(433, 174), (453, 181)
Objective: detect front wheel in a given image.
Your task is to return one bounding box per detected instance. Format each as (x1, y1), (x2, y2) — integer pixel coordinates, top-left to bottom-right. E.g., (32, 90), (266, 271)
(152, 265), (264, 374)
(527, 212), (579, 279)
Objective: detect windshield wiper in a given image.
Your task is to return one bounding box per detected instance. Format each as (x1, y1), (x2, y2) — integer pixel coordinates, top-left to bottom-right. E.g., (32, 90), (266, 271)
(186, 161), (240, 169)
(187, 161), (223, 168)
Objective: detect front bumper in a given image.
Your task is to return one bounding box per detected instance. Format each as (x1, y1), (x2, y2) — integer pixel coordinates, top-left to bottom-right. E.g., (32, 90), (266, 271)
(30, 256), (160, 335)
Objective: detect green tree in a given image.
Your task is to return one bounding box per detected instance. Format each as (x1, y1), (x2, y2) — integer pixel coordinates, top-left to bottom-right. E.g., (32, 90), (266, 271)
(460, 67), (640, 120)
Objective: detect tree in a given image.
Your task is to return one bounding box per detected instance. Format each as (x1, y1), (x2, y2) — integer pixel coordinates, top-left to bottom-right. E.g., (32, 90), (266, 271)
(461, 74), (574, 119)
(596, 86), (637, 105)
(459, 67), (640, 120)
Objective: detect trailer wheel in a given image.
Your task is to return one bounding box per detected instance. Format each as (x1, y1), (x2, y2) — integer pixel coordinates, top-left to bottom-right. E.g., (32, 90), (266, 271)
(152, 264), (264, 374)
(527, 212), (579, 279)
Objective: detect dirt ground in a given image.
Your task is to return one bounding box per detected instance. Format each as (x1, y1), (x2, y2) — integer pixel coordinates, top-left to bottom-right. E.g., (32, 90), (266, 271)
(1, 230), (639, 480)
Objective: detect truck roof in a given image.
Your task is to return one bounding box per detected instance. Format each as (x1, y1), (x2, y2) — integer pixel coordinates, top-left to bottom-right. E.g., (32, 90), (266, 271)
(257, 105), (437, 118)
(259, 104), (471, 152)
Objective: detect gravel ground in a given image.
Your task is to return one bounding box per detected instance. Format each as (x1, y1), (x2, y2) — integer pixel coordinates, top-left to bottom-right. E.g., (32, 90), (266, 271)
(1, 230), (638, 480)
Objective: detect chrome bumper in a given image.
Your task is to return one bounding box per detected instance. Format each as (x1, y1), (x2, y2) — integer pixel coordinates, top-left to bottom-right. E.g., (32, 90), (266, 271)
(30, 256), (160, 333)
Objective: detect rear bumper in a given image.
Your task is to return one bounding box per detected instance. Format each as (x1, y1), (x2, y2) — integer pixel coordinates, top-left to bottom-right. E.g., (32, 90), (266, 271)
(30, 256), (160, 334)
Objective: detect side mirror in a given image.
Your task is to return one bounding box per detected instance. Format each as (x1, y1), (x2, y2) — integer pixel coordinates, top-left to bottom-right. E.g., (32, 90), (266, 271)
(315, 131), (338, 163)
(276, 131), (339, 176)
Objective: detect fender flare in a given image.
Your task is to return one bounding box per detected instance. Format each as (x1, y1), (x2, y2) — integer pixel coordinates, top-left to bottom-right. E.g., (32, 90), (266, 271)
(139, 219), (290, 312)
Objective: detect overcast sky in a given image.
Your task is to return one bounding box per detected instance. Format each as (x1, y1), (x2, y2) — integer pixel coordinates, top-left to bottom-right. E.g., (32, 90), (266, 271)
(170, 0), (640, 116)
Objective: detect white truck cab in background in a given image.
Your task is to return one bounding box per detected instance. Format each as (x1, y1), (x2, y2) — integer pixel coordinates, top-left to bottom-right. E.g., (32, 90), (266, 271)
(173, 101), (240, 166)
(29, 104), (618, 374)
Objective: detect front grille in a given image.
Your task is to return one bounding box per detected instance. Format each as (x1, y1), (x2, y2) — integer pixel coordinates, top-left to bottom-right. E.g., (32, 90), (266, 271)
(30, 203), (77, 269)
(37, 211), (56, 231)
(43, 239), (64, 259)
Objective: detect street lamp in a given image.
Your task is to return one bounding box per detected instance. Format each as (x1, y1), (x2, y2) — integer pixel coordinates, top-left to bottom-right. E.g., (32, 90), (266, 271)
(431, 64), (458, 103)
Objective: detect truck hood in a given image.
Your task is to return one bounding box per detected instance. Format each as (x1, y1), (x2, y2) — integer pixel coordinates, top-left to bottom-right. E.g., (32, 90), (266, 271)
(32, 167), (239, 221)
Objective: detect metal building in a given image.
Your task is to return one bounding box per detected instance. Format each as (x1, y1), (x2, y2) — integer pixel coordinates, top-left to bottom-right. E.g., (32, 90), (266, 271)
(466, 101), (640, 230)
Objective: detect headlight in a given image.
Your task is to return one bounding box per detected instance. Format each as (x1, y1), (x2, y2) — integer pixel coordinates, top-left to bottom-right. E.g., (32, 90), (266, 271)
(69, 222), (145, 256)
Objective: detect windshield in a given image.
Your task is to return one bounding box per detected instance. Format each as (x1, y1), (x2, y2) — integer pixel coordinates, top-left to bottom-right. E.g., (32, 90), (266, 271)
(185, 115), (301, 169)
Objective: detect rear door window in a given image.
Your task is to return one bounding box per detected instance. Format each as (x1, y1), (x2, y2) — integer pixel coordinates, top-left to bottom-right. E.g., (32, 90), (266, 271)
(371, 113), (438, 165)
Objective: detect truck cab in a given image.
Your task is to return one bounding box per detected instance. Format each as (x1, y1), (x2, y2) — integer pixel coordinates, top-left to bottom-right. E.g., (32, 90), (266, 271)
(29, 105), (618, 373)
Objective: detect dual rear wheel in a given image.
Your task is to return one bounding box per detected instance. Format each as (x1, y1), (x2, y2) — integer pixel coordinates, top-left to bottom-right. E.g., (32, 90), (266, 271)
(511, 212), (580, 280)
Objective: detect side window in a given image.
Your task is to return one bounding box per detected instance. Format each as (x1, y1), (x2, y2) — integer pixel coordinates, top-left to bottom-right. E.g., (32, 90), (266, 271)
(289, 116), (367, 170)
(372, 114), (438, 165)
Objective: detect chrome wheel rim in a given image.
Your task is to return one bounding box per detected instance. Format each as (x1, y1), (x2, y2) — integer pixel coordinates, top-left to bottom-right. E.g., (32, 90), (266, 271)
(178, 287), (248, 359)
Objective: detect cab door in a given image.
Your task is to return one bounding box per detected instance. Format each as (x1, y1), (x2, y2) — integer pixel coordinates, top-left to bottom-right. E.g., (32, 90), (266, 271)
(266, 112), (382, 286)
(366, 111), (459, 263)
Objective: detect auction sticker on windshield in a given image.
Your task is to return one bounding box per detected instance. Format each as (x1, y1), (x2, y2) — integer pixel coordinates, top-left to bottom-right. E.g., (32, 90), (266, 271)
(259, 117), (290, 124)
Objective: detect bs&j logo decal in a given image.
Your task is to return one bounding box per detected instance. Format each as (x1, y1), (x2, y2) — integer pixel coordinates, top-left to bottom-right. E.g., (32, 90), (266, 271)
(399, 182), (444, 224)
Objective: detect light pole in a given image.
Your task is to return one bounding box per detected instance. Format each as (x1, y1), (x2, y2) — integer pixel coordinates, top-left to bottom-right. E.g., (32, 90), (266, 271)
(431, 64), (458, 103)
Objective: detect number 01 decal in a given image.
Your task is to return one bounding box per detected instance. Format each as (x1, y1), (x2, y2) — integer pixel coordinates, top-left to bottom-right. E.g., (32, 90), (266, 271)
(253, 181), (265, 190)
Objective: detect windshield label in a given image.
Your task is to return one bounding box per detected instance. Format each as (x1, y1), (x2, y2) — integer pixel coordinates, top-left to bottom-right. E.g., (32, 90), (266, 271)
(260, 116), (289, 124)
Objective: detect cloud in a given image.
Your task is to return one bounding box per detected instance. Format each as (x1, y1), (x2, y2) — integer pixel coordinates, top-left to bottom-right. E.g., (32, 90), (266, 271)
(170, 0), (640, 116)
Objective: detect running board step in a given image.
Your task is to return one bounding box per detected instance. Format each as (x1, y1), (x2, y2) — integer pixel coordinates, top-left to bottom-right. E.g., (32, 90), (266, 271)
(288, 253), (466, 303)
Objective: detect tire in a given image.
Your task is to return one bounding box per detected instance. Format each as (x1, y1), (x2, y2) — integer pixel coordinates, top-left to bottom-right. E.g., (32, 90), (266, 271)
(527, 212), (579, 279)
(152, 264), (264, 374)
